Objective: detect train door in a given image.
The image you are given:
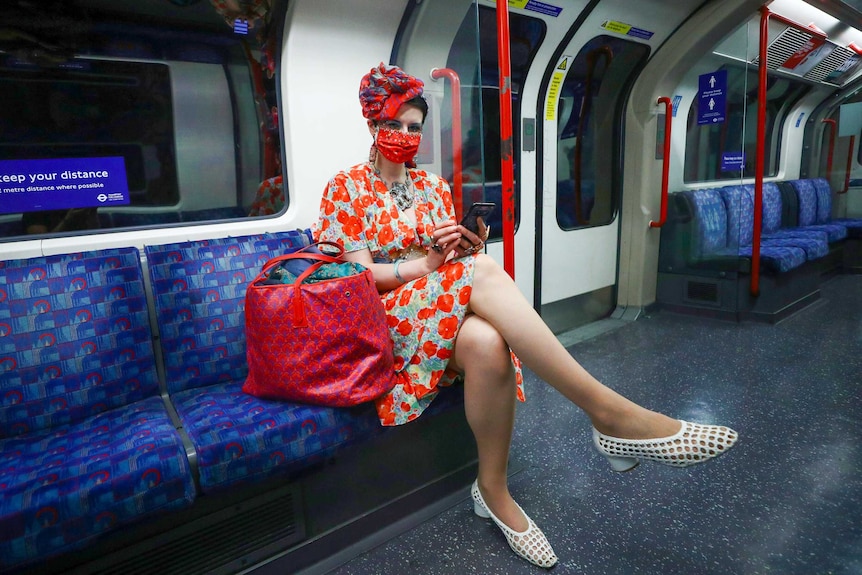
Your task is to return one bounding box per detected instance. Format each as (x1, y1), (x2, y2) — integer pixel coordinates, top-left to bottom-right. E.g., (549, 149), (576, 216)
(539, 34), (649, 332)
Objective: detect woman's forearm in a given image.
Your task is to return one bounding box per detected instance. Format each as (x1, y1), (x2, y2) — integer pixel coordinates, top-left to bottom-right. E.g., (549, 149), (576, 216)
(370, 257), (435, 292)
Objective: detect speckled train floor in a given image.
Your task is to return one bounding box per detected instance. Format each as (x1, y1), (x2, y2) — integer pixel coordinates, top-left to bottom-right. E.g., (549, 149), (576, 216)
(326, 274), (862, 575)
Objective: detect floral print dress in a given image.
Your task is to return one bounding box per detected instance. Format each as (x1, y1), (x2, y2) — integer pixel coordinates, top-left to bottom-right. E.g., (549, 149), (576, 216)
(313, 163), (524, 426)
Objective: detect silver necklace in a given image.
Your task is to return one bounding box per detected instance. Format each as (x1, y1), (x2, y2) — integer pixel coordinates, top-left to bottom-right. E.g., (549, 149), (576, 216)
(371, 163), (414, 210)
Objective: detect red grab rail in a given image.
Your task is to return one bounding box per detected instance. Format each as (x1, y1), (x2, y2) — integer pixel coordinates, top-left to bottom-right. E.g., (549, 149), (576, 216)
(822, 118), (837, 179)
(497, 0), (515, 279)
(430, 68), (464, 220)
(650, 97), (673, 228)
(841, 135), (856, 194)
(754, 7), (828, 296)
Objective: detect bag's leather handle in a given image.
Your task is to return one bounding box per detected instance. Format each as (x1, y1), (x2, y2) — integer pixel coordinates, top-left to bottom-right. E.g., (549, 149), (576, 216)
(258, 241), (345, 275)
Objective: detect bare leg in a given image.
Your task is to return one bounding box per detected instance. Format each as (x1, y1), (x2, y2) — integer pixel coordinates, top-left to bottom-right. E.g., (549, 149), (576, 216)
(467, 254), (680, 439)
(451, 314), (528, 532)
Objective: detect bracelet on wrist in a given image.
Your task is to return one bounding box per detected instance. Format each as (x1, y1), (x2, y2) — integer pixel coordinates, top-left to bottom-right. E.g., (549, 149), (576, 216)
(393, 260), (406, 284)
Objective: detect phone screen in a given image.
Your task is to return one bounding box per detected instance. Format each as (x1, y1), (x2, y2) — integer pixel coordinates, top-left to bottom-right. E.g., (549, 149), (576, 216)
(460, 202), (495, 235)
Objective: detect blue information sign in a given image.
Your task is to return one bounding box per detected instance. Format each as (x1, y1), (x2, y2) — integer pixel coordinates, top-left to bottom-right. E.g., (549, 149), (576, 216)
(721, 152), (745, 172)
(697, 70), (727, 125)
(0, 157), (129, 214)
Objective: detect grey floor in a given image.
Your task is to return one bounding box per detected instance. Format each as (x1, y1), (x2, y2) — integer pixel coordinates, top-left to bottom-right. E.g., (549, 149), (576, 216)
(327, 274), (862, 575)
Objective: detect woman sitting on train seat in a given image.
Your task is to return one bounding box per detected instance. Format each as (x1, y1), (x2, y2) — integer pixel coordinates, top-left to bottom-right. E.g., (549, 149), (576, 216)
(313, 63), (739, 569)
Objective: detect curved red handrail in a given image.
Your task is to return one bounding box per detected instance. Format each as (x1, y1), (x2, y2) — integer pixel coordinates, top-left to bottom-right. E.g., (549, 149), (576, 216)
(497, 1), (515, 279)
(822, 118), (837, 179)
(841, 135), (855, 194)
(430, 68), (463, 220)
(650, 97), (673, 228)
(754, 7), (828, 297)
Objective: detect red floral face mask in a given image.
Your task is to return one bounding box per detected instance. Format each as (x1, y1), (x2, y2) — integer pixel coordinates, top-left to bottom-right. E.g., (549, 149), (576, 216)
(375, 128), (421, 164)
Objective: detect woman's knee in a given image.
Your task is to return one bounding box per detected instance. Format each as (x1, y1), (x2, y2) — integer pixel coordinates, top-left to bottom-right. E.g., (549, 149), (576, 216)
(471, 254), (511, 295)
(455, 316), (513, 379)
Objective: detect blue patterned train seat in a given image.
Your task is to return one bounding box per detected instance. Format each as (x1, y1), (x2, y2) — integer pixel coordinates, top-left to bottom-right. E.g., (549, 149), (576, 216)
(720, 185), (828, 260)
(683, 189), (806, 273)
(808, 178), (862, 238)
(0, 248), (195, 572)
(145, 230), (390, 493)
(786, 179), (848, 242)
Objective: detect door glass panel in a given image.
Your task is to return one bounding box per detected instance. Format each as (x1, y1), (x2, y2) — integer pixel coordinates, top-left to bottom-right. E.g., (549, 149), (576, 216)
(556, 36), (649, 230)
(444, 4), (545, 241)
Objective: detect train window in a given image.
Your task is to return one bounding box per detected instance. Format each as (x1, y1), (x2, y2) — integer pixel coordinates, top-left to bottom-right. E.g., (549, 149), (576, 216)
(555, 36), (650, 229)
(0, 0), (282, 239)
(683, 65), (808, 183)
(443, 5), (545, 240)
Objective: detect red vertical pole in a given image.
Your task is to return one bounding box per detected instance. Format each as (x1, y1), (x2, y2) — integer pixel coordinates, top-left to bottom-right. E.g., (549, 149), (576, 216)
(430, 68), (463, 219)
(822, 118), (836, 179)
(649, 97), (673, 228)
(753, 6), (769, 297)
(497, 0), (515, 279)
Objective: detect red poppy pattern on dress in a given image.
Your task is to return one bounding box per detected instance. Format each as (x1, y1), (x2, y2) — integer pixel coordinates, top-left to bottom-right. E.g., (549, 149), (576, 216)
(248, 175), (284, 216)
(313, 163), (524, 426)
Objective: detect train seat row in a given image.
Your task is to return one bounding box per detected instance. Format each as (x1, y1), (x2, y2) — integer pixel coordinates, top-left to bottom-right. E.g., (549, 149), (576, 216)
(657, 178), (862, 320)
(0, 230), (466, 572)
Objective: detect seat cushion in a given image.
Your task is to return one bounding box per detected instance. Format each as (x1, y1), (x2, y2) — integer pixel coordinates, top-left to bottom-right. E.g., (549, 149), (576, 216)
(714, 245), (807, 273)
(0, 396), (195, 570)
(761, 237), (828, 260)
(170, 381), (386, 492)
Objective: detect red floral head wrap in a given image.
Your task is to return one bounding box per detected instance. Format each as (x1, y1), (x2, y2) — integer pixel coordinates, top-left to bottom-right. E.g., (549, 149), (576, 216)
(359, 63), (425, 122)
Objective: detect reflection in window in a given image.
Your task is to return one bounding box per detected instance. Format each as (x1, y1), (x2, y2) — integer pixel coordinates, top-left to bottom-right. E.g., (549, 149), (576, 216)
(684, 65), (808, 183)
(0, 1), (282, 238)
(444, 6), (545, 240)
(556, 36), (649, 229)
(0, 61), (178, 206)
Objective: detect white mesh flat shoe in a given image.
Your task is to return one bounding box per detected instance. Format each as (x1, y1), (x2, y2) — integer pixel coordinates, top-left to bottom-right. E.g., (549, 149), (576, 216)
(593, 420), (739, 472)
(471, 480), (558, 569)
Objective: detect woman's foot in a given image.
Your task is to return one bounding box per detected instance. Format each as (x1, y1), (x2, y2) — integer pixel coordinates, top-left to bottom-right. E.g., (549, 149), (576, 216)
(473, 480), (528, 532)
(593, 420), (739, 471)
(471, 481), (558, 569)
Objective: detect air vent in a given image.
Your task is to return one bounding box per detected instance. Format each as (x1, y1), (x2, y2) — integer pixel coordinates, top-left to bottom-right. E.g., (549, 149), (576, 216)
(686, 280), (719, 304)
(806, 44), (860, 84)
(751, 27), (815, 69)
(79, 485), (305, 575)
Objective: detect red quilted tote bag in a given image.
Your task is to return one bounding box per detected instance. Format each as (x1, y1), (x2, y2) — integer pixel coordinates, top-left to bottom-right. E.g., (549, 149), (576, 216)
(242, 242), (396, 406)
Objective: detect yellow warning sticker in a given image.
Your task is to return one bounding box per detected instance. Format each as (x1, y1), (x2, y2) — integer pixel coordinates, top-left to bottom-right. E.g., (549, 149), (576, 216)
(508, 0), (530, 8)
(601, 20), (631, 35)
(545, 71), (565, 121)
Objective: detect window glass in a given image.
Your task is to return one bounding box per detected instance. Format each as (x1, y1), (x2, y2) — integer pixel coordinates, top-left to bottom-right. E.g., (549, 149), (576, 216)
(555, 36), (649, 229)
(444, 5), (545, 241)
(0, 0), (282, 239)
(683, 65), (808, 183)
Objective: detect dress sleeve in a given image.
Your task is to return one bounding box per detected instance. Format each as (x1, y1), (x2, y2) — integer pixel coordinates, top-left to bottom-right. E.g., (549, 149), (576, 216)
(312, 171), (371, 252)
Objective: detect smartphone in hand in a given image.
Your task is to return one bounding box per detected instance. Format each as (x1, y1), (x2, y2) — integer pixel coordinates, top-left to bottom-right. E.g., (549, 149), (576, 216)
(459, 202), (495, 235)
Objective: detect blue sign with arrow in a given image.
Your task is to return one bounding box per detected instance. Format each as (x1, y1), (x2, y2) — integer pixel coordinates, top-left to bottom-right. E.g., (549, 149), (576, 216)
(697, 70), (727, 125)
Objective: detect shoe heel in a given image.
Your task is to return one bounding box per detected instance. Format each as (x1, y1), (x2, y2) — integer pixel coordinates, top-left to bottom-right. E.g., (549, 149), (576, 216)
(605, 455), (639, 472)
(473, 499), (491, 519)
